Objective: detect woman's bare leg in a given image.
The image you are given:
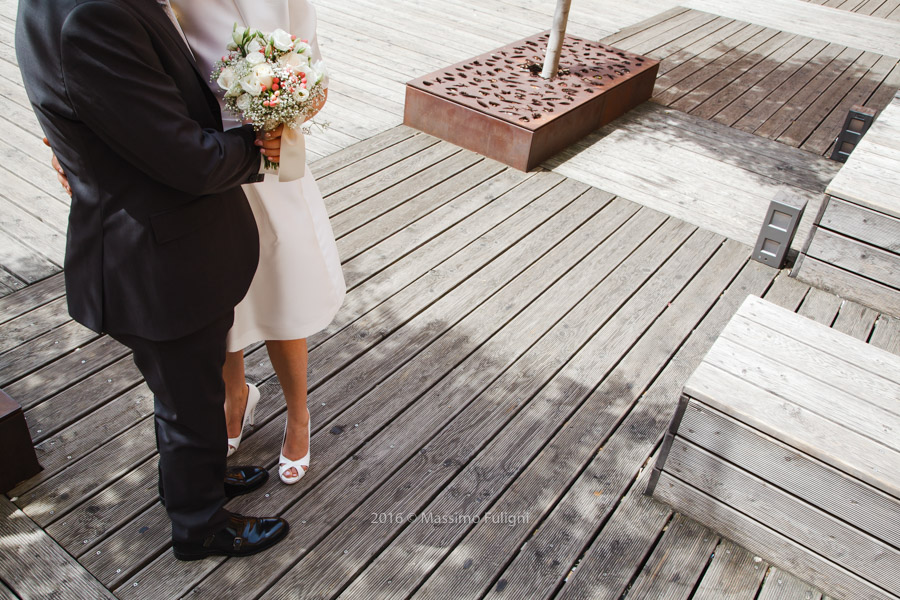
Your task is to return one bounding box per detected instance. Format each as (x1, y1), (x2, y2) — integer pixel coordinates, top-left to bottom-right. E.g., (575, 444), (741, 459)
(267, 339), (309, 478)
(223, 350), (248, 441)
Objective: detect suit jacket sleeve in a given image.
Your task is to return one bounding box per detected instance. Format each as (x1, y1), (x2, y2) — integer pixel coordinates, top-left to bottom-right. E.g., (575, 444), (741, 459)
(59, 1), (261, 196)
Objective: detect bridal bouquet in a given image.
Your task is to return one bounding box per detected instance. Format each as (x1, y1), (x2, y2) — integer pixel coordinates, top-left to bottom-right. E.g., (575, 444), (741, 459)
(211, 24), (328, 179)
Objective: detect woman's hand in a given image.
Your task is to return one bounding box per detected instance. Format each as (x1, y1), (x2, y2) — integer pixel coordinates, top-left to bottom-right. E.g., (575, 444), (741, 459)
(255, 124), (284, 163)
(44, 137), (72, 196)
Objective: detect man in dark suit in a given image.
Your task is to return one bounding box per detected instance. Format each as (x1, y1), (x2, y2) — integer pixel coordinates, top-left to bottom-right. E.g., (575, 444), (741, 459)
(16, 0), (289, 559)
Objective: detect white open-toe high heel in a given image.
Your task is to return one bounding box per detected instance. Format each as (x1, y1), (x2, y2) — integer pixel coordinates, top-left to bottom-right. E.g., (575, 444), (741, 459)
(278, 416), (310, 485)
(227, 383), (260, 457)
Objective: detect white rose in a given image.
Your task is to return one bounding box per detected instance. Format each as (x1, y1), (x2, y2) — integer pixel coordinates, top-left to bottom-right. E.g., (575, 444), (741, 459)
(239, 74), (262, 96)
(216, 66), (236, 91)
(246, 38), (263, 54)
(278, 51), (304, 70)
(253, 63), (275, 90)
(293, 41), (311, 56)
(246, 51), (266, 66)
(236, 93), (252, 111)
(292, 86), (310, 102)
(271, 29), (294, 51)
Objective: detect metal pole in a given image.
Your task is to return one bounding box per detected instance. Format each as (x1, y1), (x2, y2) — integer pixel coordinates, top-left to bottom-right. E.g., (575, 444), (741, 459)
(541, 0), (572, 79)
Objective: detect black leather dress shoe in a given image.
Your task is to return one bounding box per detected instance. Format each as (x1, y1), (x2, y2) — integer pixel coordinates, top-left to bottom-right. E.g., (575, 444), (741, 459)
(159, 466), (269, 507)
(172, 513), (289, 561)
(224, 465), (268, 499)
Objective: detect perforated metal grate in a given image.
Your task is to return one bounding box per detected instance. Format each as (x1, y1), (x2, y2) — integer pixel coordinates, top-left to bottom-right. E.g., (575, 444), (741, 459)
(409, 33), (651, 130)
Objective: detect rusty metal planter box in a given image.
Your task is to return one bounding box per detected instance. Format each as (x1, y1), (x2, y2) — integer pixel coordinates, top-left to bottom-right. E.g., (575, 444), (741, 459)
(404, 31), (659, 171)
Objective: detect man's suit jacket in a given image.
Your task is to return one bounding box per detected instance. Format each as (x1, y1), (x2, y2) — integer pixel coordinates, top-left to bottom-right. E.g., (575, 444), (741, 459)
(16, 0), (264, 341)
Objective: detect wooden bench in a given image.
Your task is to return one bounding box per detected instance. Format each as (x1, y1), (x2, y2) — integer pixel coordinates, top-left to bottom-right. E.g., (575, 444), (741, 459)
(647, 295), (900, 600)
(793, 93), (900, 317)
(0, 389), (41, 493)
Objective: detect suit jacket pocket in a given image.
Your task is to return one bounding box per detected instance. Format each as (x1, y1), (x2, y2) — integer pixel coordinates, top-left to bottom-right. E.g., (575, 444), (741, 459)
(149, 195), (225, 244)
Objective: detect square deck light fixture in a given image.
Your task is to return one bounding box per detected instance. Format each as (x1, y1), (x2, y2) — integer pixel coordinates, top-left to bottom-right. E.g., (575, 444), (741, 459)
(752, 191), (808, 269)
(830, 105), (878, 163)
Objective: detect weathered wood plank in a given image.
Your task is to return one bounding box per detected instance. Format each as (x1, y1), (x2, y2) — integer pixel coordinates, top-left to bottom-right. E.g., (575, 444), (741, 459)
(598, 6), (690, 44)
(758, 46), (869, 141)
(0, 580), (17, 600)
(0, 226), (59, 283)
(689, 33), (808, 119)
(666, 437), (900, 594)
(335, 159), (511, 262)
(14, 417), (156, 527)
(675, 29), (796, 112)
(870, 315), (900, 355)
(308, 126), (418, 179)
(0, 320), (99, 387)
(654, 472), (897, 600)
(692, 539), (768, 600)
(660, 28), (787, 108)
(0, 270), (22, 297)
(325, 142), (462, 216)
(2, 333), (128, 410)
(685, 356), (900, 499)
(42, 456), (159, 554)
(613, 103), (840, 194)
(684, 0), (900, 57)
(732, 42), (845, 134)
(777, 50), (887, 148)
(0, 195), (66, 265)
(138, 204), (670, 600)
(315, 132), (436, 197)
(0, 297), (69, 353)
(0, 496), (115, 600)
(796, 285), (842, 325)
(624, 514), (719, 600)
(761, 272), (809, 311)
(732, 294), (900, 397)
(549, 465), (672, 600)
(329, 151), (483, 240)
(807, 228), (900, 289)
(832, 299), (879, 341)
(654, 24), (767, 96)
(15, 384), (152, 497)
(819, 197), (900, 254)
(678, 401), (900, 551)
(794, 254), (900, 317)
(828, 166), (900, 222)
(757, 568), (824, 600)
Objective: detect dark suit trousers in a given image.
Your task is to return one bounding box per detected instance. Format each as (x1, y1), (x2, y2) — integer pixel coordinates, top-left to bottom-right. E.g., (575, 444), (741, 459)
(111, 312), (234, 543)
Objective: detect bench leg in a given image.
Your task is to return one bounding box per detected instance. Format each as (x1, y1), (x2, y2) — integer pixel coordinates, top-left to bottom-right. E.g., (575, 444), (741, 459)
(646, 393), (691, 497)
(0, 390), (42, 494)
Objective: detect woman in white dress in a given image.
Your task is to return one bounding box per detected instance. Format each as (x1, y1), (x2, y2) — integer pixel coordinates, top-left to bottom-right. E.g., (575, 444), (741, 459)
(172, 0), (346, 484)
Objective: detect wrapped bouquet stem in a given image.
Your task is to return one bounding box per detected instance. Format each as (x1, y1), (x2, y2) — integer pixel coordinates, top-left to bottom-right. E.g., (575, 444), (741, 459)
(212, 24), (328, 182)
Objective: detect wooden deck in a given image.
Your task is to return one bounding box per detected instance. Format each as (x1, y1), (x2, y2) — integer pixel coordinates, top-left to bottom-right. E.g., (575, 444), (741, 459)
(5, 0), (900, 597)
(607, 8), (900, 156)
(2, 126), (900, 599)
